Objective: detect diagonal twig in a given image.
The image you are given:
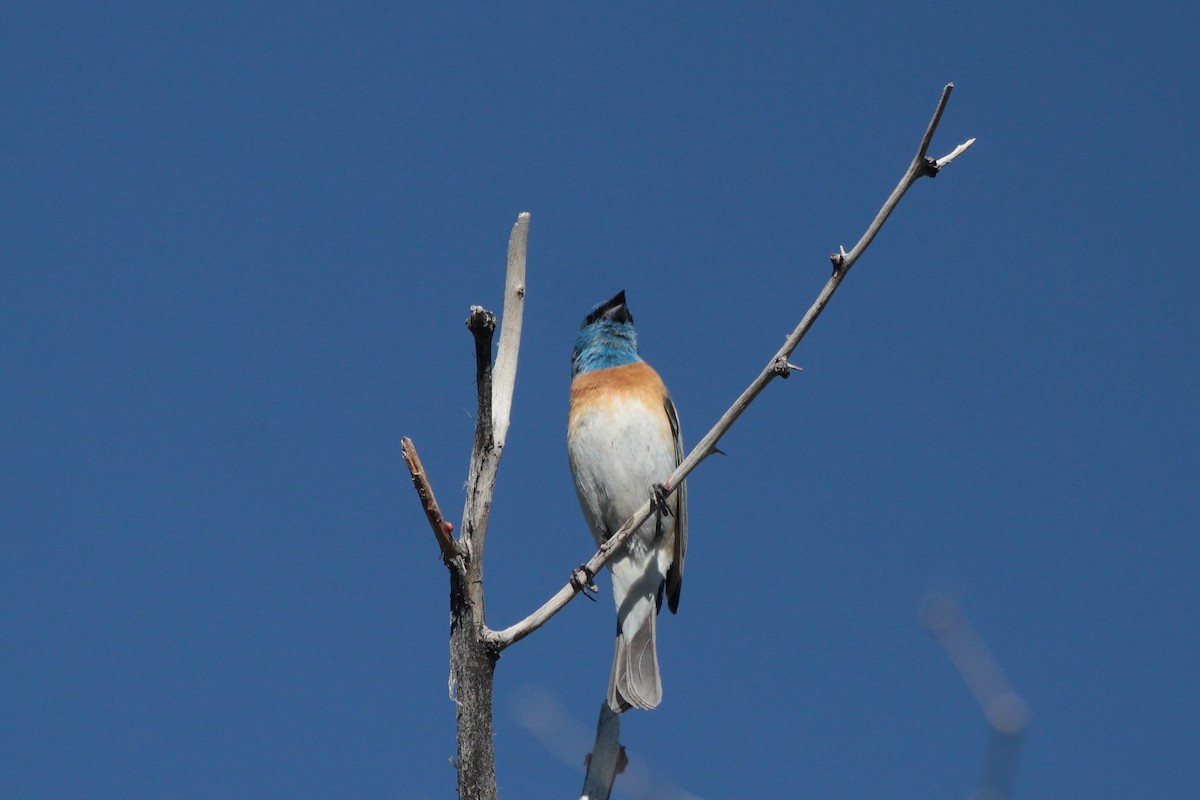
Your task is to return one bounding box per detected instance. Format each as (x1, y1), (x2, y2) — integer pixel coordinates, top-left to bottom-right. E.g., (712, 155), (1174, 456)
(401, 436), (463, 569)
(485, 83), (976, 650)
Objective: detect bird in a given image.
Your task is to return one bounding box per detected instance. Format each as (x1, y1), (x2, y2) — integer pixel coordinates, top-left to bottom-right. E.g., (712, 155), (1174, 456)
(566, 290), (686, 713)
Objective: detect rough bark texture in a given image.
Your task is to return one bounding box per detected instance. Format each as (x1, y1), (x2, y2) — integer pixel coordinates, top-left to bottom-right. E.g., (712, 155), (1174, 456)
(451, 570), (497, 800)
(451, 307), (501, 800)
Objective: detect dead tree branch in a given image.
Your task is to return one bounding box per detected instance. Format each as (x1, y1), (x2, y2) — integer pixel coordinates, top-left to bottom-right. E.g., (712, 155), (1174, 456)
(401, 436), (462, 569)
(485, 84), (976, 652)
(580, 705), (626, 800)
(403, 213), (529, 800)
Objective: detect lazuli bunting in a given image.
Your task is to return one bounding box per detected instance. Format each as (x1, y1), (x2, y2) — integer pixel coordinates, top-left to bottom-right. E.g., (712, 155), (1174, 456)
(567, 291), (686, 712)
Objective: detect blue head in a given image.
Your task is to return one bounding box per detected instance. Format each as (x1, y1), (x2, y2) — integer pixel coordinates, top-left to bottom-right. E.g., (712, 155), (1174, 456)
(572, 290), (641, 376)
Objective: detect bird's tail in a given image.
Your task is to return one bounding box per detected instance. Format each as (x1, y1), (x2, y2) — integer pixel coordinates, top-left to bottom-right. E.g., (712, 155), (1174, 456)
(608, 592), (662, 712)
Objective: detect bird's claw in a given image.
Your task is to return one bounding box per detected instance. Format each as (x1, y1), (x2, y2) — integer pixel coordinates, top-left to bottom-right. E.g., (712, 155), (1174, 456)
(651, 483), (673, 517)
(571, 564), (599, 601)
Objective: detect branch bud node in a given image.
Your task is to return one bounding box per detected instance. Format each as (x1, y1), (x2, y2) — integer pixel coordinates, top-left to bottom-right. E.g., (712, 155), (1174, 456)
(465, 306), (497, 334)
(771, 356), (802, 379)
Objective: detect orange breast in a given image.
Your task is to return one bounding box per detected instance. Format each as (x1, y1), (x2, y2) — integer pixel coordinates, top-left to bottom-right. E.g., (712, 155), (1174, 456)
(569, 362), (669, 422)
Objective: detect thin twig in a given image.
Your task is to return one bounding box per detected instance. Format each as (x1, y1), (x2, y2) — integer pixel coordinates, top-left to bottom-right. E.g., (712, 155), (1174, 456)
(936, 137), (976, 169)
(916, 83), (954, 161)
(486, 84), (975, 650)
(400, 436), (462, 569)
(833, 83), (970, 273)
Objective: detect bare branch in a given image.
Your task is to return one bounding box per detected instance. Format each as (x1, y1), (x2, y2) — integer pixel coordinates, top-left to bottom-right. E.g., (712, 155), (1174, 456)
(458, 212), (529, 580)
(400, 436), (463, 569)
(581, 705), (625, 800)
(915, 82), (954, 162)
(833, 82), (964, 273)
(444, 213), (533, 800)
(516, 689), (695, 799)
(486, 84), (975, 650)
(461, 305), (497, 566)
(922, 593), (1029, 800)
(921, 593), (1030, 734)
(397, 213), (531, 800)
(935, 137), (976, 169)
(492, 212), (530, 449)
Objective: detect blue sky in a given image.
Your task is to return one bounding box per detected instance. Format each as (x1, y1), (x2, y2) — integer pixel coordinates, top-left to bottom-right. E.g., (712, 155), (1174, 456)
(3, 3), (1197, 798)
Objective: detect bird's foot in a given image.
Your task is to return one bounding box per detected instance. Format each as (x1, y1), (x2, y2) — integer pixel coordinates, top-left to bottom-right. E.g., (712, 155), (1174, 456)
(571, 564), (599, 601)
(651, 483), (674, 541)
(651, 483), (673, 517)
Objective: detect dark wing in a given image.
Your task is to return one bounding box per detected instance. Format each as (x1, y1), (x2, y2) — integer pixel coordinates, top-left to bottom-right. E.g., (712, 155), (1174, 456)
(664, 394), (686, 614)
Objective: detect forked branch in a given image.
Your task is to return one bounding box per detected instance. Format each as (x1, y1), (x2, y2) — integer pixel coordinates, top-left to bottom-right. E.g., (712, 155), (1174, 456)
(486, 83), (976, 650)
(402, 213), (528, 800)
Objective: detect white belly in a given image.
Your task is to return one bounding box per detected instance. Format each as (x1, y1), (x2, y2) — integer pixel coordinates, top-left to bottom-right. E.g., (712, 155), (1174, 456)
(567, 397), (676, 554)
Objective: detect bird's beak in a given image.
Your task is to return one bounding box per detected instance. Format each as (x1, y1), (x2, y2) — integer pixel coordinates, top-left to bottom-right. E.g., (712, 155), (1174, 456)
(600, 290), (633, 324)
